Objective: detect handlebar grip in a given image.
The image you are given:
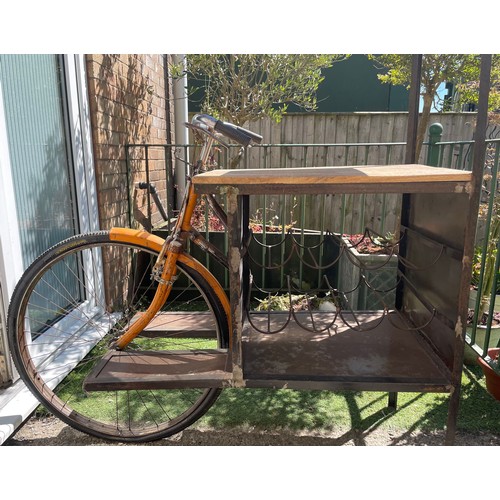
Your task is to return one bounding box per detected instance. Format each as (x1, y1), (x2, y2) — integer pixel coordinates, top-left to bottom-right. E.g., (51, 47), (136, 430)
(214, 120), (263, 146)
(239, 126), (263, 145)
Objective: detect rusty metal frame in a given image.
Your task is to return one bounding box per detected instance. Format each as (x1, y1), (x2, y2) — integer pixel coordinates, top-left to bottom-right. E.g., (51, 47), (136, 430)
(448, 55), (492, 440)
(193, 55), (493, 445)
(399, 54), (492, 444)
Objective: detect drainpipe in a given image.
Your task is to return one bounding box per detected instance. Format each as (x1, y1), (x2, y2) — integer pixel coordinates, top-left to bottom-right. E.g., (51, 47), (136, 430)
(172, 54), (189, 208)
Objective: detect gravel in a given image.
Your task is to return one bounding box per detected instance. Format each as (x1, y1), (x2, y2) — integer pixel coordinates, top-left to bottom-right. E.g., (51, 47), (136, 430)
(6, 415), (500, 446)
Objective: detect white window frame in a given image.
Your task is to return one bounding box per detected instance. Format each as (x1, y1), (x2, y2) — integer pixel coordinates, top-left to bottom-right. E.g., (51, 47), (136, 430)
(64, 55), (100, 236)
(0, 54), (100, 444)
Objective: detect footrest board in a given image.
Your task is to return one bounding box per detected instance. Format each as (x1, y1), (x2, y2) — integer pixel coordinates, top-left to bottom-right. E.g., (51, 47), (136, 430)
(83, 349), (232, 391)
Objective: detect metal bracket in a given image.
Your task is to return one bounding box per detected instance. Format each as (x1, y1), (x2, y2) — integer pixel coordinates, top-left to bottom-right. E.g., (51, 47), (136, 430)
(151, 268), (178, 286)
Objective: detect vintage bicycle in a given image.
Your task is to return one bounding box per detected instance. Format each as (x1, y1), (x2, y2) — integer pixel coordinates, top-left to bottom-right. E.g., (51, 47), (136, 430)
(8, 114), (263, 442)
(8, 112), (476, 445)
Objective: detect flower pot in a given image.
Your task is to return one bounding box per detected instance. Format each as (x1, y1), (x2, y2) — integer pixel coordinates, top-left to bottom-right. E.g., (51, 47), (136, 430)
(463, 291), (500, 365)
(477, 348), (500, 401)
(335, 234), (398, 310)
(464, 324), (500, 364)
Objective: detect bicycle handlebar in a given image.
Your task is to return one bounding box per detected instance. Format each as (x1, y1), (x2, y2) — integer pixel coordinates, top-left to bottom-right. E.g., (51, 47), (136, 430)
(215, 120), (263, 147)
(190, 114), (263, 147)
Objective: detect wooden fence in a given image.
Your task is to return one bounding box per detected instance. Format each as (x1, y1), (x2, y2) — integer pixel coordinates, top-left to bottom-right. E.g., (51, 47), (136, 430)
(244, 112), (477, 154)
(132, 112), (481, 237)
(223, 112), (478, 236)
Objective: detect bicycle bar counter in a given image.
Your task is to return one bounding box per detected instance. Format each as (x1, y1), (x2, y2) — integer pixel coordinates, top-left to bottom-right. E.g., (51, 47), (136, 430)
(192, 164), (474, 444)
(83, 164), (474, 444)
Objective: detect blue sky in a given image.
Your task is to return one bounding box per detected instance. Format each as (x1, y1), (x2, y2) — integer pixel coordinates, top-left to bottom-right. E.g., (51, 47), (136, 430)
(421, 82), (447, 112)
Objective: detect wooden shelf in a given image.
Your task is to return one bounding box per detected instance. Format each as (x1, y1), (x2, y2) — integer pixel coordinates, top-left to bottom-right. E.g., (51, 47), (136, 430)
(82, 312), (230, 391)
(241, 312), (452, 392)
(84, 349), (232, 391)
(82, 311), (452, 393)
(136, 311), (218, 339)
(193, 164), (472, 195)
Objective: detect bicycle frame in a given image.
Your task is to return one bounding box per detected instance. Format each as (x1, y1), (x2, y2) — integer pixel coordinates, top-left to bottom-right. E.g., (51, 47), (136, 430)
(112, 134), (231, 349)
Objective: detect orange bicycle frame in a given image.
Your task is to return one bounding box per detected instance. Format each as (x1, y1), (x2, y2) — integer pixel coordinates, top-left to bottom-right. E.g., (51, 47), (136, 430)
(112, 136), (230, 349)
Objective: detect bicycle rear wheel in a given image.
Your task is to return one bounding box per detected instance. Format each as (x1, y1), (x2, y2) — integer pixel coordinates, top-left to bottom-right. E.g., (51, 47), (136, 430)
(8, 231), (229, 442)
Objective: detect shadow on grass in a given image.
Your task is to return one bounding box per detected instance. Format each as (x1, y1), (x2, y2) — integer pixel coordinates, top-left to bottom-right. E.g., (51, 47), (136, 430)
(198, 363), (500, 444)
(8, 364), (500, 446)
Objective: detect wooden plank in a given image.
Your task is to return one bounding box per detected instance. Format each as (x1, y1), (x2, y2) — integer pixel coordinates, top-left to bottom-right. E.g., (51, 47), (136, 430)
(141, 311), (216, 331)
(83, 349), (231, 391)
(138, 311), (217, 338)
(334, 115), (348, 166)
(313, 115), (327, 166)
(346, 114), (360, 165)
(324, 115), (338, 165)
(193, 164), (472, 188)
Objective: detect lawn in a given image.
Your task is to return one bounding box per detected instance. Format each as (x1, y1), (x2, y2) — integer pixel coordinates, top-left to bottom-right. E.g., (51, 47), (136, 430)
(193, 364), (500, 435)
(41, 328), (500, 438)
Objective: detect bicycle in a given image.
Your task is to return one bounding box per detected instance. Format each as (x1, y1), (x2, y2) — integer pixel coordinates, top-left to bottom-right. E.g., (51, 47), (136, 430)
(8, 114), (262, 442)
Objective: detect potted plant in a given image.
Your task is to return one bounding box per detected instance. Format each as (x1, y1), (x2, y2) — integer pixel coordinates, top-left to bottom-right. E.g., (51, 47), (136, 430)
(334, 230), (398, 311)
(477, 348), (500, 400)
(471, 199), (500, 326)
(464, 198), (500, 364)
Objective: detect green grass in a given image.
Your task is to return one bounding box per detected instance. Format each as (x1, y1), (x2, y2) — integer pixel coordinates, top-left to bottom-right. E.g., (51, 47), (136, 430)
(36, 362), (500, 436)
(192, 364), (500, 435)
(38, 325), (500, 437)
(53, 337), (219, 423)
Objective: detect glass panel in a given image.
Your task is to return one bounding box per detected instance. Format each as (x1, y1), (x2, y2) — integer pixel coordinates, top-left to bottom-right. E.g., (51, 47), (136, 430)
(0, 54), (81, 332)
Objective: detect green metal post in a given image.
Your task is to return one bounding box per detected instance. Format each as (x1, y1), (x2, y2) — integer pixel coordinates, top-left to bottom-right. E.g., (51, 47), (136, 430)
(426, 123), (443, 166)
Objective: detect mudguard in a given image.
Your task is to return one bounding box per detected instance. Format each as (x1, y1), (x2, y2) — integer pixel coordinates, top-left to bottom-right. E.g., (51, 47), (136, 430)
(109, 227), (230, 320)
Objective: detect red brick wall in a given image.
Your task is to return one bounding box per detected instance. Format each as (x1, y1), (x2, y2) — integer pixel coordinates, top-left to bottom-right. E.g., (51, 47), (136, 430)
(86, 54), (174, 230)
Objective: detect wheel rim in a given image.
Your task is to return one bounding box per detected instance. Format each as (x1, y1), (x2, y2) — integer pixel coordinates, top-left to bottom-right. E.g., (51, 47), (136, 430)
(13, 235), (227, 441)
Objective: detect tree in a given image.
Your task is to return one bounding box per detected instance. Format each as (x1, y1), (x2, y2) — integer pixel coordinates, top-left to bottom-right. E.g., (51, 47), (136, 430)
(454, 55), (500, 124)
(369, 54), (500, 159)
(186, 54), (349, 126)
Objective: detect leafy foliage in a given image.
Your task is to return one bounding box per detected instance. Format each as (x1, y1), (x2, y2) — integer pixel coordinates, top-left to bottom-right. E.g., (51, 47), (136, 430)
(186, 54), (349, 126)
(473, 196), (500, 322)
(254, 292), (336, 312)
(369, 54), (500, 157)
(370, 54), (500, 109)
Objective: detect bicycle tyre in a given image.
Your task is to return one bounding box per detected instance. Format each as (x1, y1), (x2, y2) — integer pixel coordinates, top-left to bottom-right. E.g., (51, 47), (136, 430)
(8, 231), (229, 443)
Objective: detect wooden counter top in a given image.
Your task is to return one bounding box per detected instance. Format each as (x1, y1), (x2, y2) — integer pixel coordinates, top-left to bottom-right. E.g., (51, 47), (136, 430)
(193, 164), (472, 195)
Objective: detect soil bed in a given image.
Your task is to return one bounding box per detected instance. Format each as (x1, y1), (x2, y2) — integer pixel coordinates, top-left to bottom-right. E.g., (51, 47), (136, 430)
(6, 415), (500, 446)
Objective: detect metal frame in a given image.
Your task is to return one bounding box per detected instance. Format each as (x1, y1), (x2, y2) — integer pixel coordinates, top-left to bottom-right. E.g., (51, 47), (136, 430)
(208, 55), (493, 445)
(73, 54), (493, 445)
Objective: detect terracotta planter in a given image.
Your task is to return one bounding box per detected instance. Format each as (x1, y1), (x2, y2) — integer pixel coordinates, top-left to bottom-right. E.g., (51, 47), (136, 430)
(477, 348), (500, 400)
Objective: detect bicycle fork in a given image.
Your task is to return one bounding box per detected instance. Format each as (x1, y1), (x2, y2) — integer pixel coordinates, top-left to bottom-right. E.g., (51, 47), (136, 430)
(112, 238), (182, 350)
(113, 134), (216, 350)
(113, 185), (199, 350)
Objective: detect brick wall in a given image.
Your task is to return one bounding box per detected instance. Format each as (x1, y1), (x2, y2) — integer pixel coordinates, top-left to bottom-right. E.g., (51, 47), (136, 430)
(86, 54), (174, 230)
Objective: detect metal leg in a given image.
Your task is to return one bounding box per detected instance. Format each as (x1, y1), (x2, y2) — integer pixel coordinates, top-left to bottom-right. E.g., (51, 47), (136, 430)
(387, 392), (398, 411)
(445, 385), (461, 445)
(226, 188), (244, 386)
(241, 195), (251, 312)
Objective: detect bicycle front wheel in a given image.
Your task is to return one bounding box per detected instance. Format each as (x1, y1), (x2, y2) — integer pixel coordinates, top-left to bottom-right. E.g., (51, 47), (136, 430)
(8, 231), (229, 442)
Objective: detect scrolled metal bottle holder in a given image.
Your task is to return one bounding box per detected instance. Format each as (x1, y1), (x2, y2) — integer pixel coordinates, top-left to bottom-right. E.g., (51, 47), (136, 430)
(245, 226), (441, 335)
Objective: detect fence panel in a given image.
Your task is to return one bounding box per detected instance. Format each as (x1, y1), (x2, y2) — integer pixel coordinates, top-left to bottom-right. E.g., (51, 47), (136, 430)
(429, 138), (500, 361)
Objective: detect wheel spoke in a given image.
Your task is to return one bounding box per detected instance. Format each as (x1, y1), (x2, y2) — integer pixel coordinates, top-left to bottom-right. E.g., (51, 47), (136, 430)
(9, 232), (228, 442)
